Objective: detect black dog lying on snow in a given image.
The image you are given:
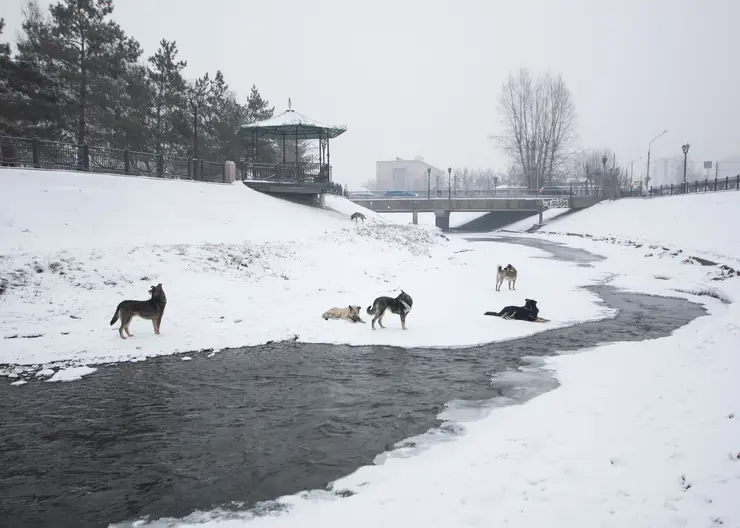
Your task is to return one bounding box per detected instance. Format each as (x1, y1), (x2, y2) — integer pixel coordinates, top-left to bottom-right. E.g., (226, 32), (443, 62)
(484, 298), (549, 322)
(367, 290), (413, 330)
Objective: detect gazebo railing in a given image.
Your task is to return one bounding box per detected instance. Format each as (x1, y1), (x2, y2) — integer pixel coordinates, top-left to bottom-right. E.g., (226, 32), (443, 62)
(242, 161), (331, 183)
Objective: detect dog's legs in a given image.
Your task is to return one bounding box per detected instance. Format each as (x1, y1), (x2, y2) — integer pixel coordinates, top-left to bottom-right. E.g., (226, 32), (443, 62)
(153, 315), (163, 335)
(377, 308), (387, 329)
(400, 312), (407, 330)
(512, 278), (516, 291)
(123, 315), (134, 337)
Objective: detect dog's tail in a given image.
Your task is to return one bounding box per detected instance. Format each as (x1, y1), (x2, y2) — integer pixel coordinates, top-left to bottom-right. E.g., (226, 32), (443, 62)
(322, 312), (329, 320)
(497, 265), (503, 272)
(110, 306), (120, 326)
(367, 304), (376, 315)
(484, 311), (501, 317)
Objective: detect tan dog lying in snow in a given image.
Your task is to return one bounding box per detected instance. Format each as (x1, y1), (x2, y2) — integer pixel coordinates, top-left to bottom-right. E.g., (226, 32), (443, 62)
(322, 305), (366, 323)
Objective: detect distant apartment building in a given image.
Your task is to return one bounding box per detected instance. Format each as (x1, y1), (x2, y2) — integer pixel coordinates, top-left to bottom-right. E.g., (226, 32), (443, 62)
(376, 156), (446, 192)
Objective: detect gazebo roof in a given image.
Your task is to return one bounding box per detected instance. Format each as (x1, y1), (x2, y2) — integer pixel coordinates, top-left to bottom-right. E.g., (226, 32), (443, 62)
(238, 108), (348, 140)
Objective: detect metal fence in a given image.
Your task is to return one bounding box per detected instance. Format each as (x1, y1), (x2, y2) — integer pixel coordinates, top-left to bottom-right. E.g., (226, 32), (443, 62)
(647, 175), (740, 197)
(241, 161), (331, 183)
(0, 136), (226, 183)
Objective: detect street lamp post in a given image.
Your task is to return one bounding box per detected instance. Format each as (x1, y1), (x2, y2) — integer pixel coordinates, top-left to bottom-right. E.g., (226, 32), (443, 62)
(447, 167), (452, 200)
(682, 143), (690, 191)
(629, 156), (642, 190)
(601, 155), (607, 196)
(427, 167), (431, 200)
(646, 129), (668, 195)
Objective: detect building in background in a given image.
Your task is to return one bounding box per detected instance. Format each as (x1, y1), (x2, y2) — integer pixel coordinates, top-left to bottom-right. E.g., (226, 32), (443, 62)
(648, 154), (740, 189)
(375, 156), (446, 192)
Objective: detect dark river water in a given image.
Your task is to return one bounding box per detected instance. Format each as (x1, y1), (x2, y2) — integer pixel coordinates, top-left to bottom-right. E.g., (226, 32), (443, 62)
(0, 238), (707, 528)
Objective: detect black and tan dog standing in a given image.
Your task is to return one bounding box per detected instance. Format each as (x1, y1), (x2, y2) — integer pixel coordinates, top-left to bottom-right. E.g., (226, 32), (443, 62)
(109, 283), (167, 339)
(495, 263), (518, 291)
(367, 289), (413, 330)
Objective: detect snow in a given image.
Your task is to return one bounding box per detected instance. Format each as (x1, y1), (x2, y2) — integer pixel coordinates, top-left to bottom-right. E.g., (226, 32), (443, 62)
(0, 169), (607, 380)
(125, 192), (740, 528)
(238, 108), (346, 134)
(45, 365), (97, 382)
(498, 207), (571, 232)
(379, 211), (488, 228)
(544, 192), (740, 264)
(5, 168), (740, 528)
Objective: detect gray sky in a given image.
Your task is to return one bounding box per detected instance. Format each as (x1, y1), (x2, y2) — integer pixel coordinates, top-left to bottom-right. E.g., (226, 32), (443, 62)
(2, 0), (739, 188)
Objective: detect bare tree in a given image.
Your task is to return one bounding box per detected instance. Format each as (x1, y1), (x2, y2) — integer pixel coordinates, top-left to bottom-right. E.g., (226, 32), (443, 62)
(494, 69), (576, 189)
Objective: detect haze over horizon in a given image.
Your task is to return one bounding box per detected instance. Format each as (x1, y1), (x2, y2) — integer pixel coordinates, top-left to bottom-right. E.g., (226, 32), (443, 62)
(2, 0), (738, 188)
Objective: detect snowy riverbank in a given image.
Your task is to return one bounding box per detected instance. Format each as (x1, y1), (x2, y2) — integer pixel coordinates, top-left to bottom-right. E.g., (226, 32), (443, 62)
(132, 193), (740, 528)
(0, 170), (608, 382)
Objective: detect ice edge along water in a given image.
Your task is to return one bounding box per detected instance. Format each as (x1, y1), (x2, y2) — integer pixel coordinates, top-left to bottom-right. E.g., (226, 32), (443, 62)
(0, 169), (609, 382)
(116, 192), (740, 527)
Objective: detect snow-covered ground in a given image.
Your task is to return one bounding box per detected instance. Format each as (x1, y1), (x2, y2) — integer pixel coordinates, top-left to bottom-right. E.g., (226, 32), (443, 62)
(496, 207), (571, 232)
(130, 193), (740, 528)
(379, 211), (487, 228)
(0, 170), (607, 381)
(5, 170), (740, 527)
(543, 192), (740, 265)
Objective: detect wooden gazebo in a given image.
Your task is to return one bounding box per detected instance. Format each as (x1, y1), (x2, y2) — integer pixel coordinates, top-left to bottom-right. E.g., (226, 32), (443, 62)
(237, 100), (347, 184)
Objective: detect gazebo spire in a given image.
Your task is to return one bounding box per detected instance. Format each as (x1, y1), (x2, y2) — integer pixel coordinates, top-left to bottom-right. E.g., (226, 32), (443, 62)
(288, 97), (292, 111)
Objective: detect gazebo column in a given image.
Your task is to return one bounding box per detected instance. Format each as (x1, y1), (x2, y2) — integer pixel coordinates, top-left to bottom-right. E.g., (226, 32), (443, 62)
(327, 138), (331, 182)
(295, 125), (299, 180)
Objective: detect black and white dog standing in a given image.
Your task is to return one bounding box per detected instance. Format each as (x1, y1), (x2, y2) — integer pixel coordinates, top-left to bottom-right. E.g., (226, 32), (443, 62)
(367, 290), (413, 330)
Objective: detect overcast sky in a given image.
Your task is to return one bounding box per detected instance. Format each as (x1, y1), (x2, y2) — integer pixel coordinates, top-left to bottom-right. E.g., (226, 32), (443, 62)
(2, 0), (738, 188)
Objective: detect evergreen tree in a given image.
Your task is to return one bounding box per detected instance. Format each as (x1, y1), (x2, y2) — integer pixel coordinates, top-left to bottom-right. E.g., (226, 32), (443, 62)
(105, 63), (153, 151)
(16, 0), (143, 146)
(0, 15), (64, 139)
(245, 84), (274, 122)
(147, 39), (187, 155)
(244, 84), (275, 163)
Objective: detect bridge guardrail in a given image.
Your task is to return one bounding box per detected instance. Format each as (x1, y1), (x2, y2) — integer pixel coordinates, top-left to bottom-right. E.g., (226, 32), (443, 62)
(348, 186), (600, 201)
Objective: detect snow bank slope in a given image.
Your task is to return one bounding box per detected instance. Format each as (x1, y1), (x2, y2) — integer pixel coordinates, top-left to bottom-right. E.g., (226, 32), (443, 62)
(146, 194), (740, 528)
(0, 170), (347, 254)
(323, 194), (386, 223)
(545, 192), (740, 262)
(1, 169), (607, 380)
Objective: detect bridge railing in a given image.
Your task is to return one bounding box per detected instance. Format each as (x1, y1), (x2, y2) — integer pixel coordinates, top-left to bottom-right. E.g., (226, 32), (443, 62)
(350, 185), (601, 200)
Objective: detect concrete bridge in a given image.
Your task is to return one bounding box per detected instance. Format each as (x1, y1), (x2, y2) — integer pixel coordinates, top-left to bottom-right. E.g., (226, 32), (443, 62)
(350, 195), (602, 230)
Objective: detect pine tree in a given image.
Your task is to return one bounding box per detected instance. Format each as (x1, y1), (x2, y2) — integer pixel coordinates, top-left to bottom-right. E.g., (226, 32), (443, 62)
(245, 84), (274, 122)
(0, 15), (64, 140)
(147, 39), (187, 155)
(106, 64), (153, 151)
(244, 84), (275, 163)
(16, 0), (143, 146)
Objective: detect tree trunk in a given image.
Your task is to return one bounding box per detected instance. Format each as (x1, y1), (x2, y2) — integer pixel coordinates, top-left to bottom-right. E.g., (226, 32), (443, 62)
(77, 25), (86, 145)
